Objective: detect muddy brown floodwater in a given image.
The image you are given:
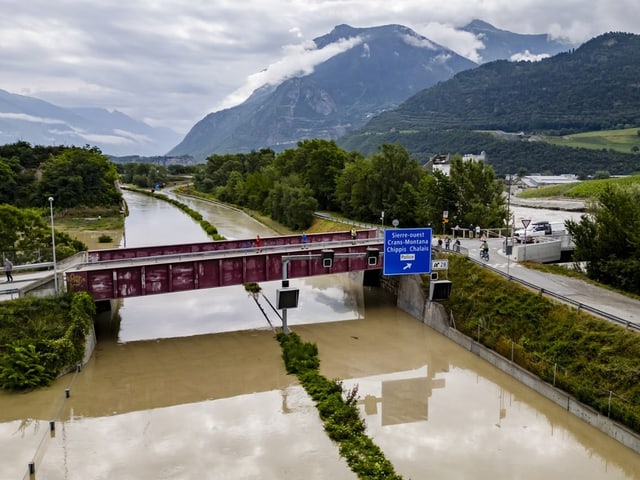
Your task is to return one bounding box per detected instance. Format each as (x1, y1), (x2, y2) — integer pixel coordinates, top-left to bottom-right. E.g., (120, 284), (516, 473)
(0, 190), (637, 479)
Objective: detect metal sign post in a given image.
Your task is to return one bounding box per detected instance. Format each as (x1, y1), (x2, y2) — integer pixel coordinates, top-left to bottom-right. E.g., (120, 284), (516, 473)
(522, 219), (531, 261)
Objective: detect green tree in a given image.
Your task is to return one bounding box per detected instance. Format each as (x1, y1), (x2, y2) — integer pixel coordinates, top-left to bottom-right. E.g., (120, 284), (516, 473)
(449, 156), (506, 229)
(287, 139), (352, 211)
(0, 158), (19, 205)
(364, 144), (423, 222)
(335, 156), (372, 220)
(38, 147), (121, 208)
(417, 170), (459, 230)
(0, 205), (85, 263)
(266, 176), (318, 230)
(566, 184), (640, 294)
(593, 170), (611, 180)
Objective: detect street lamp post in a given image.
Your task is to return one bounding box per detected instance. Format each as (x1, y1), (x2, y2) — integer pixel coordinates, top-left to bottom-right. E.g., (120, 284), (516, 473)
(48, 197), (59, 295)
(506, 176), (511, 275)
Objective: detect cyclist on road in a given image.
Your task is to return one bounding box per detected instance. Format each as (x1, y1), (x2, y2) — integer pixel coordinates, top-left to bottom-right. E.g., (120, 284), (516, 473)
(480, 241), (489, 261)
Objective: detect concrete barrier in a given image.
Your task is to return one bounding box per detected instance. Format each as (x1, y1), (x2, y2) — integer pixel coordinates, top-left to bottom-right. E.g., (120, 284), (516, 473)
(513, 238), (562, 262)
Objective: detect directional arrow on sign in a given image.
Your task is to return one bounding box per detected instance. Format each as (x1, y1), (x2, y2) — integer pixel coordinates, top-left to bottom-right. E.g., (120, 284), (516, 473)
(403, 263), (412, 270)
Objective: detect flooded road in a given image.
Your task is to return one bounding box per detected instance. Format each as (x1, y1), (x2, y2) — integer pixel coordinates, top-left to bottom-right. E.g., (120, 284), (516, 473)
(1, 190), (638, 479)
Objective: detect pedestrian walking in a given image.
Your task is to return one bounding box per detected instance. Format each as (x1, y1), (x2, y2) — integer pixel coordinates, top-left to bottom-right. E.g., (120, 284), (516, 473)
(301, 232), (308, 249)
(256, 235), (261, 252)
(4, 257), (13, 282)
(445, 237), (451, 250)
(469, 223), (475, 238)
(350, 228), (357, 244)
(475, 225), (481, 239)
(454, 239), (461, 253)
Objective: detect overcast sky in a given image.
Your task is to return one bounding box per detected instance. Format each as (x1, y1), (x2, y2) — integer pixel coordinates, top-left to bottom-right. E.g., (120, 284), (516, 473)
(1, 0), (637, 134)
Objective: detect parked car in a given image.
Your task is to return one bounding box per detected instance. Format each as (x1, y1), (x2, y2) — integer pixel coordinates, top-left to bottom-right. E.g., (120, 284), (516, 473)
(514, 221), (566, 243)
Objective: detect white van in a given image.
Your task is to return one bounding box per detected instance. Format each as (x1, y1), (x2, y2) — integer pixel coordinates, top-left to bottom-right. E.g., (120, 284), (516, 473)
(514, 221), (566, 243)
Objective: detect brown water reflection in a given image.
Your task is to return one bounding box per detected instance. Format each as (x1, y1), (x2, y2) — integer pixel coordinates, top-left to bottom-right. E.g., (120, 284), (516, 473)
(297, 290), (639, 480)
(2, 287), (638, 479)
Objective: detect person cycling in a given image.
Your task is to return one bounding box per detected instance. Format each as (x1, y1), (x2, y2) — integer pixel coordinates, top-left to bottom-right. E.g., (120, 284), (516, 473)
(480, 240), (489, 260)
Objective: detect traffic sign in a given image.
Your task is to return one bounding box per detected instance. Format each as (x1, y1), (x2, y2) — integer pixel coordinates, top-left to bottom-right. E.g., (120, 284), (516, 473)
(432, 259), (448, 270)
(522, 219), (531, 228)
(383, 228), (432, 276)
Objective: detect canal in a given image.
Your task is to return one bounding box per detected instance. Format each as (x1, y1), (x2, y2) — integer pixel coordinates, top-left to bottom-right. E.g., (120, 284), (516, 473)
(0, 190), (637, 479)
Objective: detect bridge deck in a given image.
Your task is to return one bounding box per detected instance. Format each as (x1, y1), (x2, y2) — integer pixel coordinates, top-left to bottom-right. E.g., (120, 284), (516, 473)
(67, 230), (384, 301)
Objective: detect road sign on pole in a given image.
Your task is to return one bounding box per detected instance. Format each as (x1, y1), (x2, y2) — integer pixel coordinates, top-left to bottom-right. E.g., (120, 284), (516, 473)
(383, 228), (432, 275)
(432, 259), (448, 270)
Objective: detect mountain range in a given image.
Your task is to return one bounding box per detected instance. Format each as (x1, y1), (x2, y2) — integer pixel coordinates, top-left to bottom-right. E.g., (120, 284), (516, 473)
(169, 21), (572, 160)
(0, 89), (182, 157)
(337, 31), (640, 175)
(0, 20), (572, 160)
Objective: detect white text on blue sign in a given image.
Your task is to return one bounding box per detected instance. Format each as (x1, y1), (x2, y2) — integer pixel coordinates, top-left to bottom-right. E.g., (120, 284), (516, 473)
(386, 230), (431, 254)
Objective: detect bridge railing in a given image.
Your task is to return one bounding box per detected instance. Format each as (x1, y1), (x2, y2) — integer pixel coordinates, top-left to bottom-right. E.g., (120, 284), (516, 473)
(87, 229), (379, 262)
(78, 235), (384, 270)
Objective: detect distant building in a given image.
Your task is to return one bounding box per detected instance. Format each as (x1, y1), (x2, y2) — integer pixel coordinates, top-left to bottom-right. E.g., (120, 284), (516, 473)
(424, 153), (451, 175)
(425, 152), (487, 177)
(462, 151), (487, 162)
(521, 174), (579, 188)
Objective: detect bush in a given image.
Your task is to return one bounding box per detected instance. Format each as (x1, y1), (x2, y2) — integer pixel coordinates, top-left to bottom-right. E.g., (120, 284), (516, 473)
(0, 292), (95, 390)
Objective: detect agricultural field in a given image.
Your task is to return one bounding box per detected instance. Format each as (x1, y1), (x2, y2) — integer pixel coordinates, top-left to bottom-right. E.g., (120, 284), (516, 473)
(517, 174), (640, 199)
(543, 127), (640, 153)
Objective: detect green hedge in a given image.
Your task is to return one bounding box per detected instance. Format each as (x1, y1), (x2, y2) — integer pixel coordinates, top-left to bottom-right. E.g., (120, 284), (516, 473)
(276, 331), (403, 479)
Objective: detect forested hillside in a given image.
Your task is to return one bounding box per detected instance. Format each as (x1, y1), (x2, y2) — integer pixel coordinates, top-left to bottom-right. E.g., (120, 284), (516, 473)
(340, 128), (640, 175)
(339, 32), (640, 175)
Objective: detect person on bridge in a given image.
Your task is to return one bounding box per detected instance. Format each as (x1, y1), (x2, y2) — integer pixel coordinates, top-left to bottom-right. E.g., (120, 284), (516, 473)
(350, 228), (357, 244)
(301, 232), (308, 249)
(256, 235), (261, 252)
(4, 257), (13, 282)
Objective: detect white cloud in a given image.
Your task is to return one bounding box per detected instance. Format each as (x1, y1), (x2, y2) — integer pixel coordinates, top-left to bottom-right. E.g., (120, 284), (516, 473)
(0, 0), (638, 134)
(401, 33), (437, 50)
(510, 50), (551, 62)
(0, 112), (66, 124)
(217, 36), (363, 110)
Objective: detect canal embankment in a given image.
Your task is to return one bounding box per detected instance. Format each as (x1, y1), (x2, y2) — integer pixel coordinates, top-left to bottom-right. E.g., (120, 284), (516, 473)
(394, 273), (640, 454)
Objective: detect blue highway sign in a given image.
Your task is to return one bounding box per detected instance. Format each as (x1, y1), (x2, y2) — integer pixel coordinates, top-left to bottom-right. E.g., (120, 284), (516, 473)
(383, 228), (432, 275)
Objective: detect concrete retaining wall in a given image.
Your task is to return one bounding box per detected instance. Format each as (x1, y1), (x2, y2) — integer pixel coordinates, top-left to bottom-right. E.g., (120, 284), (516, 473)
(396, 274), (640, 454)
(513, 239), (561, 262)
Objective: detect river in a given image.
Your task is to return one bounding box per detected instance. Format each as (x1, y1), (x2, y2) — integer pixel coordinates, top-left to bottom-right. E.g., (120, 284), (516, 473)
(0, 191), (637, 480)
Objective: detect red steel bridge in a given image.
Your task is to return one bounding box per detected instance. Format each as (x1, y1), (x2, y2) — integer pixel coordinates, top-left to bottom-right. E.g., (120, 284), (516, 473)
(67, 230), (383, 301)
